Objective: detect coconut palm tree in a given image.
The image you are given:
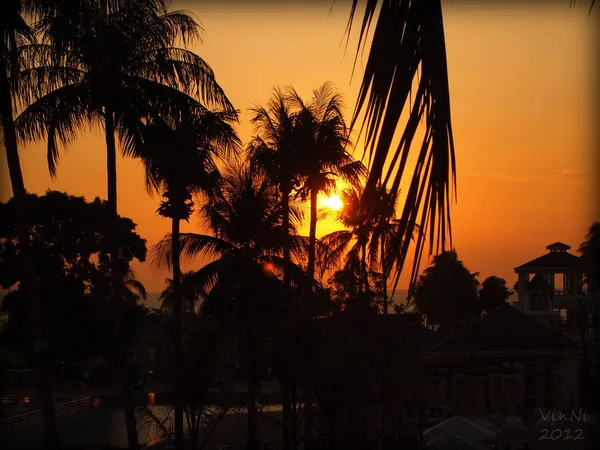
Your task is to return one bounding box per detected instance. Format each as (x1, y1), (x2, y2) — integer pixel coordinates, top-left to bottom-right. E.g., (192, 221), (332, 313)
(365, 186), (403, 315)
(140, 109), (239, 449)
(275, 82), (364, 448)
(0, 1), (59, 446)
(15, 2), (233, 447)
(159, 272), (207, 314)
(323, 186), (372, 296)
(248, 87), (303, 295)
(247, 88), (308, 450)
(152, 164), (310, 450)
(289, 82), (366, 291)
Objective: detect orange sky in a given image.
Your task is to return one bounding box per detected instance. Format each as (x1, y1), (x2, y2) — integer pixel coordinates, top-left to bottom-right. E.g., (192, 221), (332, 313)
(1, 1), (598, 296)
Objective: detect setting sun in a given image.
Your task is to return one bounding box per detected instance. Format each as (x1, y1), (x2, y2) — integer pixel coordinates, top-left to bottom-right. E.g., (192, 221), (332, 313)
(321, 194), (343, 211)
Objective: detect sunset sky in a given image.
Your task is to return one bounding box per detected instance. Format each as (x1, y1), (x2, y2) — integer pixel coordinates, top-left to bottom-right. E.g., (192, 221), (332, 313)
(0, 1), (597, 297)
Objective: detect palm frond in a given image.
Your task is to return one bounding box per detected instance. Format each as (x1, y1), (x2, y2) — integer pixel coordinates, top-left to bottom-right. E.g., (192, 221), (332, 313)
(346, 0), (456, 292)
(151, 233), (232, 271)
(14, 82), (95, 177)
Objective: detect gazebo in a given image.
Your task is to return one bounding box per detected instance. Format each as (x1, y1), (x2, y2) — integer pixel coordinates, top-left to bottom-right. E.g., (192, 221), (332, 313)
(513, 242), (590, 317)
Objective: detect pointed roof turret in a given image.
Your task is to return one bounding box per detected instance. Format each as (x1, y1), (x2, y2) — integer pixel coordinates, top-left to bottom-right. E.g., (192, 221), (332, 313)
(527, 273), (552, 292)
(546, 242), (571, 252)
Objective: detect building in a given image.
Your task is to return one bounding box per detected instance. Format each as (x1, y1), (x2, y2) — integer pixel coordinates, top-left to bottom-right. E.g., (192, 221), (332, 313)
(425, 304), (581, 418)
(513, 242), (593, 338)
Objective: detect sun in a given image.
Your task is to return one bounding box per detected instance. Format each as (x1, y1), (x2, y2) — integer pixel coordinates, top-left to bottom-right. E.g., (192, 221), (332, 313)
(321, 193), (343, 211)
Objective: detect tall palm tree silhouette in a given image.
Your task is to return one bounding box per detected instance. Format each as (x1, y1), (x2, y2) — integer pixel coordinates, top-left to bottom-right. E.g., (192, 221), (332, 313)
(15, 2), (234, 448)
(141, 109), (239, 448)
(248, 87), (302, 298)
(247, 89), (305, 450)
(0, 1), (59, 446)
(290, 82), (366, 293)
(152, 165), (309, 450)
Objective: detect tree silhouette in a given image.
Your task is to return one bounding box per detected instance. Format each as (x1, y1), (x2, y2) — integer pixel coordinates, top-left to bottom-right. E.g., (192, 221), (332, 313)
(479, 276), (513, 314)
(411, 250), (480, 332)
(141, 109), (239, 448)
(0, 1), (59, 445)
(0, 191), (147, 380)
(15, 2), (233, 447)
(289, 82), (365, 293)
(152, 165), (310, 450)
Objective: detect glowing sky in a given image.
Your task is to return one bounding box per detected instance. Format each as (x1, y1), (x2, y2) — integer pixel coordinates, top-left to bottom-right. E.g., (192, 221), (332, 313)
(0, 1), (597, 296)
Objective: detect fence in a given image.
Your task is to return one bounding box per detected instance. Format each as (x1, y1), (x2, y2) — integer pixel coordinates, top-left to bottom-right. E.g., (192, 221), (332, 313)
(0, 396), (91, 434)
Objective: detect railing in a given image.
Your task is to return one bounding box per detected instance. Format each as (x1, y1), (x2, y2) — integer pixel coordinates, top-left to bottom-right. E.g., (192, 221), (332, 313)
(554, 289), (588, 296)
(0, 396), (91, 434)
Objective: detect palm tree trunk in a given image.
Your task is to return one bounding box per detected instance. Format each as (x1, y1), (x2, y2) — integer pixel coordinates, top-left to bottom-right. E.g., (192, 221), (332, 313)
(105, 107), (139, 450)
(381, 230), (388, 315)
(303, 185), (319, 448)
(303, 387), (314, 448)
(172, 216), (185, 450)
(281, 185), (294, 450)
(282, 186), (292, 293)
(307, 186), (318, 284)
(2, 45), (60, 450)
(281, 376), (292, 450)
(247, 354), (259, 450)
(361, 243), (368, 295)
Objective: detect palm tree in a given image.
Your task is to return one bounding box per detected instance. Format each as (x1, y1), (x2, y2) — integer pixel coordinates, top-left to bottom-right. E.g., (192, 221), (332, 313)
(283, 83), (364, 448)
(15, 2), (233, 447)
(152, 165), (309, 450)
(159, 272), (207, 314)
(323, 186), (372, 296)
(289, 82), (366, 290)
(345, 0), (456, 296)
(323, 185), (405, 302)
(141, 109), (239, 449)
(247, 88), (305, 450)
(364, 186), (402, 315)
(0, 1), (59, 446)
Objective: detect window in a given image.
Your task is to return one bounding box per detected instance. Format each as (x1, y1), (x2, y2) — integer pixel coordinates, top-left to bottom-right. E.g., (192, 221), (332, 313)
(529, 293), (549, 311)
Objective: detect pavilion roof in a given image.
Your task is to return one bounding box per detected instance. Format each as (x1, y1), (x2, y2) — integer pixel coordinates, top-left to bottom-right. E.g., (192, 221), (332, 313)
(430, 304), (579, 353)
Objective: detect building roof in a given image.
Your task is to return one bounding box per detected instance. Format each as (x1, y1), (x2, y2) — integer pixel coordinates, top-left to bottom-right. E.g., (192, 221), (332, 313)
(546, 242), (571, 251)
(311, 312), (443, 352)
(527, 273), (552, 292)
(514, 249), (583, 272)
(424, 416), (496, 449)
(430, 304), (580, 353)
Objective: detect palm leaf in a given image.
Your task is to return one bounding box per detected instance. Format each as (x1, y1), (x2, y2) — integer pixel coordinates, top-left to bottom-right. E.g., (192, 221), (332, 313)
(346, 0), (456, 292)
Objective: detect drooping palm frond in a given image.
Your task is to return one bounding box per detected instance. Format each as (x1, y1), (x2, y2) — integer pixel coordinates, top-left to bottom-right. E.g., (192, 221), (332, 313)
(13, 82), (97, 176)
(321, 229), (356, 271)
(346, 0), (456, 292)
(15, 0), (236, 180)
(123, 269), (148, 306)
(138, 109), (239, 199)
(151, 233), (233, 271)
(159, 271), (207, 313)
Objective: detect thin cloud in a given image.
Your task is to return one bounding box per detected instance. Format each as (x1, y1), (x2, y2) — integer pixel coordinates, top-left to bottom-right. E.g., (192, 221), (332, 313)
(468, 170), (591, 185)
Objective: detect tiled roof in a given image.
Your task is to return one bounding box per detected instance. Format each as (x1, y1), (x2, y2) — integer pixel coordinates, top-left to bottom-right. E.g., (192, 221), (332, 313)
(431, 304), (579, 353)
(514, 251), (584, 271)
